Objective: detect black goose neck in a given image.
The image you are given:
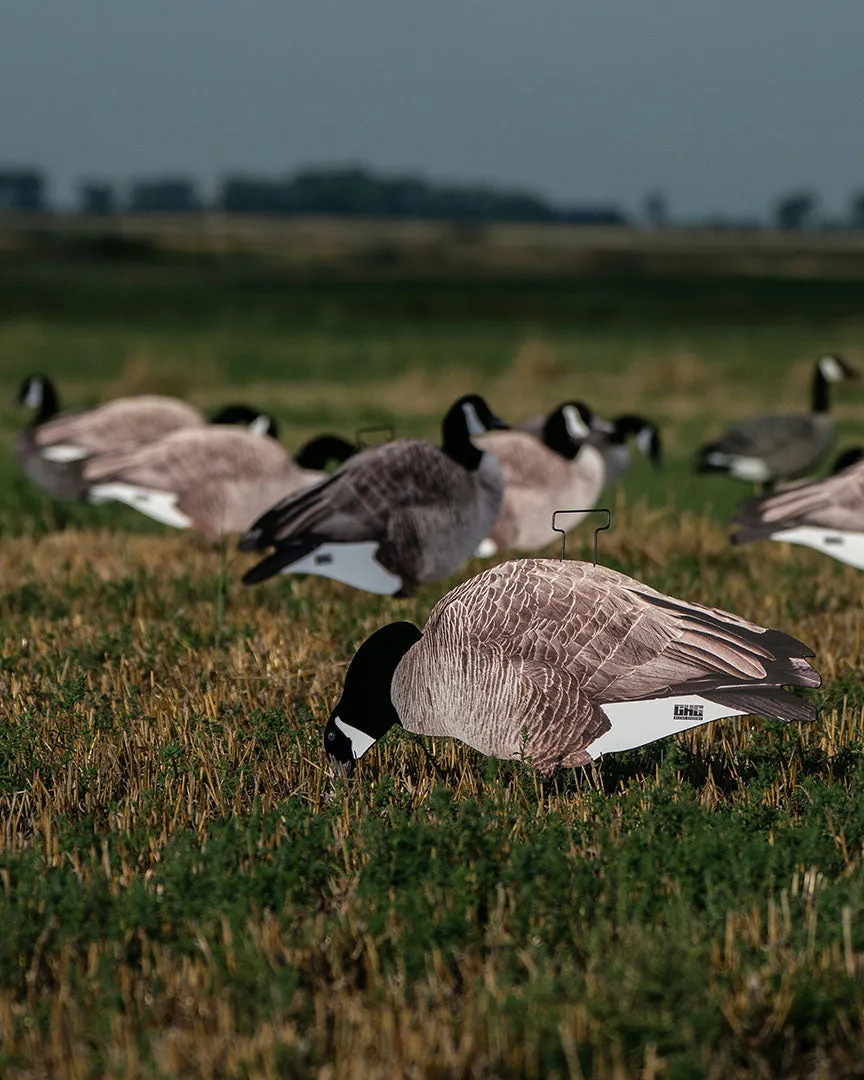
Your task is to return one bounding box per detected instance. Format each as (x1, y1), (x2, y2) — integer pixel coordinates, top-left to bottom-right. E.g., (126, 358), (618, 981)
(541, 412), (582, 461)
(441, 410), (484, 470)
(35, 379), (59, 424)
(812, 365), (830, 414)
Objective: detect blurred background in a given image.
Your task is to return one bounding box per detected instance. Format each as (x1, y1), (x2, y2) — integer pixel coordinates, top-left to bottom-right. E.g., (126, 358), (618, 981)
(3, 0), (864, 532)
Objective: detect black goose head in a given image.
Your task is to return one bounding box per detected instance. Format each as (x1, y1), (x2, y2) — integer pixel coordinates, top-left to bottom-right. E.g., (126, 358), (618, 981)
(15, 373), (59, 423)
(211, 404), (279, 439)
(611, 414), (663, 467)
(293, 434), (358, 470)
(440, 394), (509, 470)
(832, 447), (864, 474)
(541, 401), (594, 460)
(813, 355), (859, 413)
(324, 621), (423, 777)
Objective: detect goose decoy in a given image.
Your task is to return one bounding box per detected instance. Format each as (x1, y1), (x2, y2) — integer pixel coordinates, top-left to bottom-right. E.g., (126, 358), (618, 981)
(594, 414), (662, 485)
(324, 558), (820, 778)
(84, 425), (321, 541)
(14, 373), (276, 501)
(238, 394), (508, 596)
(831, 447), (864, 474)
(293, 434), (359, 471)
(694, 354), (859, 488)
(474, 401), (605, 556)
(732, 458), (864, 569)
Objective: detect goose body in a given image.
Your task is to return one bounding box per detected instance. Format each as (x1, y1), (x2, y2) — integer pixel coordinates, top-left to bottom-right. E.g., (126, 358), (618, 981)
(475, 403), (605, 555)
(694, 355), (858, 487)
(15, 374), (275, 501)
(239, 395), (508, 596)
(324, 558), (820, 778)
(84, 427), (322, 542)
(732, 459), (864, 569)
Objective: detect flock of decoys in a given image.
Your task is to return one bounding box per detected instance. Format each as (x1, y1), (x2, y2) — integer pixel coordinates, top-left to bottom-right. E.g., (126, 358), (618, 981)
(13, 352), (863, 779)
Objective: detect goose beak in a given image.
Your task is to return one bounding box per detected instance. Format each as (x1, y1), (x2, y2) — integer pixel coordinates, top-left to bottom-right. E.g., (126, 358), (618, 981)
(486, 413), (509, 431)
(328, 755), (355, 779)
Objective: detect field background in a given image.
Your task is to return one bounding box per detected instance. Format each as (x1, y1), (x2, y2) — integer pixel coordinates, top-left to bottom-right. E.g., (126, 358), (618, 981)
(2, 220), (864, 1077)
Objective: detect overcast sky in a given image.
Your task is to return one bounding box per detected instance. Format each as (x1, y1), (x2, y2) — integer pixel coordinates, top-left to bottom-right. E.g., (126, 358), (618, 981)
(3, 1), (862, 217)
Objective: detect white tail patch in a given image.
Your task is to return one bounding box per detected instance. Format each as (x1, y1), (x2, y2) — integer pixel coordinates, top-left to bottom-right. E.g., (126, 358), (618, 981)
(726, 456), (771, 482)
(87, 483), (193, 530)
(771, 526), (864, 570)
(281, 542), (402, 594)
(41, 444), (89, 463)
(475, 537), (498, 559)
(586, 695), (747, 759)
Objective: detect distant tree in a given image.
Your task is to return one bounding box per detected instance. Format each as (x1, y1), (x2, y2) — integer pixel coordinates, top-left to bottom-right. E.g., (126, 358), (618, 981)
(129, 177), (201, 213)
(774, 190), (818, 230)
(643, 190), (669, 228)
(79, 181), (115, 216)
(0, 168), (46, 212)
(849, 190), (864, 230)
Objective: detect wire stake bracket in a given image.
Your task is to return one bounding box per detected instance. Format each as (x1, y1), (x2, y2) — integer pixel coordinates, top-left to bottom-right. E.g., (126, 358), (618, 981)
(356, 425), (395, 449)
(552, 507), (612, 565)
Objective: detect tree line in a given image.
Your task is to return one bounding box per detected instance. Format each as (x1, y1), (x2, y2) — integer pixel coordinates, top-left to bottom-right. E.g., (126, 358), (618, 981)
(2, 165), (864, 229)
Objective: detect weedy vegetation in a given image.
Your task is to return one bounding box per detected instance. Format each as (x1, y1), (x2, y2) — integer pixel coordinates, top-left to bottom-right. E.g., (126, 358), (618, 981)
(1, 240), (864, 1077)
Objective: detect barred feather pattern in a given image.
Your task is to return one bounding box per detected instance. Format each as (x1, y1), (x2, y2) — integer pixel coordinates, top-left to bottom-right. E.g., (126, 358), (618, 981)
(391, 559), (819, 775)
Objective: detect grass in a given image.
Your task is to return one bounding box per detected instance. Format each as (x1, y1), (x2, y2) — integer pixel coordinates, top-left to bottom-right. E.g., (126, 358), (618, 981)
(1, 247), (864, 1076)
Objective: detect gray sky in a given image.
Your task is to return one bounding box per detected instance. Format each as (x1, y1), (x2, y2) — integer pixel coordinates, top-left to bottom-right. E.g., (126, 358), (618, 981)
(3, 1), (862, 218)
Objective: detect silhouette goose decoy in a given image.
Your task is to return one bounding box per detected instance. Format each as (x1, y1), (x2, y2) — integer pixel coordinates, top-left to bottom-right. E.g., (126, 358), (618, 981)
(594, 414), (663, 485)
(694, 354), (859, 489)
(83, 423), (323, 542)
(732, 457), (864, 569)
(324, 558), (820, 778)
(474, 401), (605, 556)
(239, 394), (508, 596)
(15, 373), (276, 501)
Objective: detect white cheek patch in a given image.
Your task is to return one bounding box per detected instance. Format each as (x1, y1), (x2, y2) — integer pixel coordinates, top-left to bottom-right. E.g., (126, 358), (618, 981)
(248, 414), (272, 437)
(462, 402), (486, 437)
(562, 405), (590, 441)
(25, 380), (44, 410)
(635, 427), (654, 456)
(334, 717), (377, 760)
(820, 355), (845, 383)
(475, 537), (498, 558)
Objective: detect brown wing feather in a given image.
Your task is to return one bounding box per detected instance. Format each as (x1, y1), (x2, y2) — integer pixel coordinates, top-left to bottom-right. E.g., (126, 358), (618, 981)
(733, 461), (864, 541)
(36, 397), (205, 454)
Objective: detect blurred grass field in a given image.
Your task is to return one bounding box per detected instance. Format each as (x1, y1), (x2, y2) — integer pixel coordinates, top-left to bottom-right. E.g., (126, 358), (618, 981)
(2, 237), (864, 1077)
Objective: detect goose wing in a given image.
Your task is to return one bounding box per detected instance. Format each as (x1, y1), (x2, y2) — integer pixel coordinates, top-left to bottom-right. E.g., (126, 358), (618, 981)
(431, 558), (818, 709)
(84, 427), (293, 490)
(36, 396), (205, 456)
(474, 431), (563, 487)
(705, 413), (819, 458)
(240, 439), (462, 547)
(733, 460), (864, 540)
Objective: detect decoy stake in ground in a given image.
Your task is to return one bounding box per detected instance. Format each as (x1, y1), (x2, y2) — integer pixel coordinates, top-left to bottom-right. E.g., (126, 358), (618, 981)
(325, 558), (820, 778)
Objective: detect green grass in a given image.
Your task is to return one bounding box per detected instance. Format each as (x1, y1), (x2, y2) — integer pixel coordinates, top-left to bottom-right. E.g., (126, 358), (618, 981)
(1, 250), (864, 1076)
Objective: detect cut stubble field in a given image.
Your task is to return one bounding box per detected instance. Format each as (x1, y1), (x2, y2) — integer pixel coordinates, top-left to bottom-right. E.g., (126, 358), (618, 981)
(2, 250), (864, 1076)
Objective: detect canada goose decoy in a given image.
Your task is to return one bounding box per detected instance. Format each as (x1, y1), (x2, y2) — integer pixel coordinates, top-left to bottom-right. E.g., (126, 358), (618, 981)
(732, 458), (864, 569)
(694, 354), (859, 488)
(239, 394), (508, 596)
(831, 447), (864, 474)
(14, 373), (276, 500)
(594, 414), (662, 485)
(84, 425), (319, 542)
(293, 434), (359, 471)
(474, 401), (605, 556)
(324, 558), (820, 778)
